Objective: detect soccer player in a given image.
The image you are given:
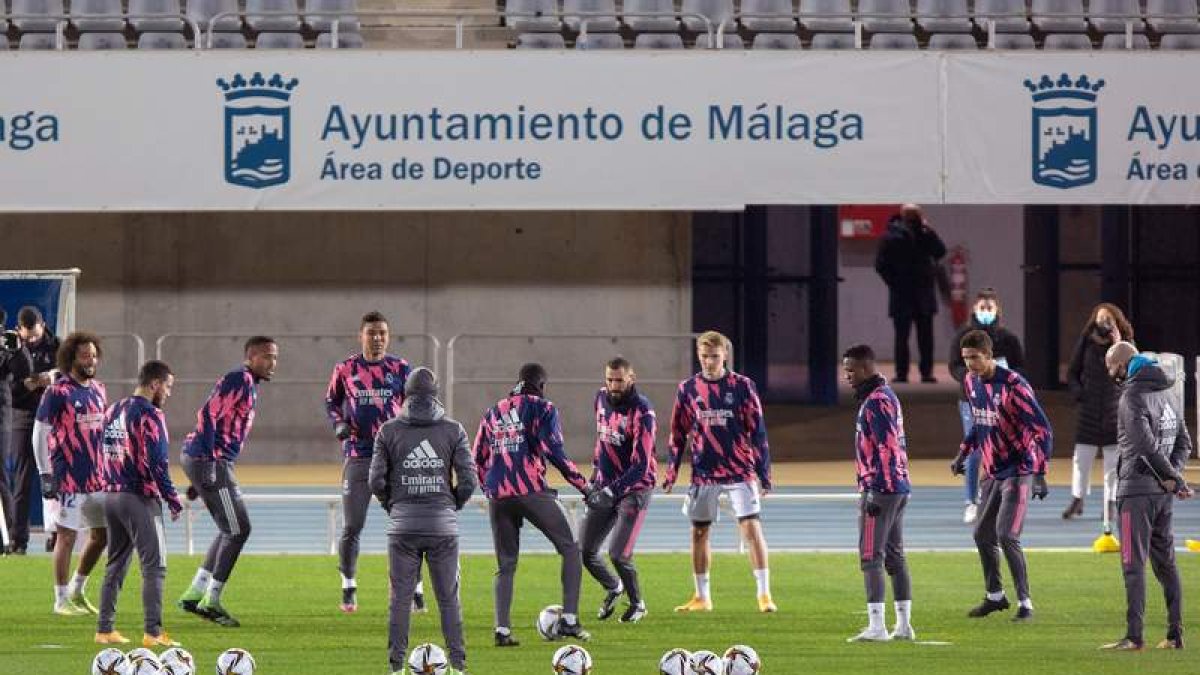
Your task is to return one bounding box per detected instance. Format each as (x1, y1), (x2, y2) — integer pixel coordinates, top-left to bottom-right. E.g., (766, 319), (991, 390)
(33, 332), (108, 616)
(94, 360), (183, 648)
(325, 311), (419, 613)
(1100, 342), (1193, 651)
(473, 363), (592, 646)
(842, 345), (915, 642)
(951, 330), (1052, 622)
(369, 367), (475, 675)
(177, 336), (278, 628)
(580, 357), (656, 624)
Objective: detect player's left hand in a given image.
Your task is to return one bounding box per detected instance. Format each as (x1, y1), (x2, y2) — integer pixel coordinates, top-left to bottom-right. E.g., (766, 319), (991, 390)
(587, 487), (615, 511)
(863, 491), (882, 516)
(185, 485), (199, 502)
(1177, 486), (1194, 500)
(1032, 474), (1049, 501)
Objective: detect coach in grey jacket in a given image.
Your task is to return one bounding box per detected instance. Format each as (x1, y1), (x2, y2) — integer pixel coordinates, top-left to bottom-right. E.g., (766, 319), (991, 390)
(370, 367), (475, 675)
(1100, 342), (1193, 651)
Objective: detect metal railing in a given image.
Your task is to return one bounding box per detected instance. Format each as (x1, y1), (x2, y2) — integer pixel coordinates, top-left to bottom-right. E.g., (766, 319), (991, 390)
(95, 332), (147, 386)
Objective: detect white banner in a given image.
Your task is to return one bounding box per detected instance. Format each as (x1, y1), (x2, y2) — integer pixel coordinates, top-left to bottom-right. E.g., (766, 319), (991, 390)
(0, 52), (942, 211)
(944, 54), (1200, 204)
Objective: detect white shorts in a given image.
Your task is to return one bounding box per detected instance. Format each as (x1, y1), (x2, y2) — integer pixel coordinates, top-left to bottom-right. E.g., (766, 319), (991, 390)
(56, 492), (107, 531)
(682, 481), (761, 523)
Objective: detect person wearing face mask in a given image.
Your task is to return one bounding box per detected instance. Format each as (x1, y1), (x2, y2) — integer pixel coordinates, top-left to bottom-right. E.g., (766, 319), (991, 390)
(1063, 305), (1135, 548)
(874, 204), (947, 384)
(948, 288), (1026, 524)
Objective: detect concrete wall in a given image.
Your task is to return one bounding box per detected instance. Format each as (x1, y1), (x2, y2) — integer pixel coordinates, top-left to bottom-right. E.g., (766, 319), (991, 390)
(838, 205), (1026, 365)
(0, 212), (692, 463)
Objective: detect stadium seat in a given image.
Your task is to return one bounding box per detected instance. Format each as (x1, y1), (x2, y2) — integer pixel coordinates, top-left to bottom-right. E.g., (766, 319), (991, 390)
(991, 32), (1035, 47)
(255, 31), (305, 48)
(752, 32), (803, 48)
(974, 0), (1030, 33)
(19, 33), (59, 49)
(927, 32), (978, 48)
(740, 0), (797, 33)
(563, 0), (621, 32)
(78, 32), (128, 48)
(506, 0), (563, 32)
(11, 0), (65, 32)
(859, 0), (915, 33)
(810, 31), (857, 47)
(1042, 32), (1092, 48)
(138, 31), (188, 48)
(315, 31), (364, 47)
(1159, 32), (1200, 47)
(1099, 33), (1150, 48)
(694, 32), (746, 48)
(634, 32), (685, 48)
(916, 0), (972, 33)
(624, 0), (680, 32)
(1031, 0), (1088, 33)
(799, 0), (854, 32)
(129, 0), (185, 32)
(1146, 0), (1200, 33)
(72, 0), (125, 32)
(869, 32), (919, 48)
(1088, 0), (1144, 33)
(682, 0), (736, 33)
(246, 0), (301, 31)
(187, 0), (240, 31)
(306, 0), (359, 33)
(575, 32), (625, 48)
(516, 32), (567, 48)
(208, 31), (248, 47)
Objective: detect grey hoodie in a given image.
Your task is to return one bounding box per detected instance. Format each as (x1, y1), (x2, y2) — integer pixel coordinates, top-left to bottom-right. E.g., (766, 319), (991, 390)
(369, 367), (476, 536)
(1116, 359), (1193, 499)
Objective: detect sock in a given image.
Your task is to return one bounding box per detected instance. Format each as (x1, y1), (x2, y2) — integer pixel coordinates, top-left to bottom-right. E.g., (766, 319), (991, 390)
(414, 580), (424, 595)
(1019, 597), (1033, 610)
(204, 579), (224, 605)
(986, 591), (1005, 602)
(753, 568), (770, 596)
(694, 573), (710, 601)
(55, 585), (69, 604)
(69, 573), (88, 597)
(341, 573), (356, 590)
(495, 626), (510, 636)
(188, 568), (212, 596)
(562, 613), (577, 624)
(867, 602), (885, 631)
(895, 600), (912, 628)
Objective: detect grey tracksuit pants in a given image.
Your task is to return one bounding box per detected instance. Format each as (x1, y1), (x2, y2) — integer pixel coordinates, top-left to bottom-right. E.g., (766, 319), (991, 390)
(182, 455), (250, 583)
(339, 457), (372, 580)
(858, 492), (911, 604)
(388, 534), (465, 671)
(1118, 493), (1183, 642)
(974, 475), (1032, 601)
(580, 488), (651, 605)
(488, 491), (582, 628)
(98, 493), (167, 635)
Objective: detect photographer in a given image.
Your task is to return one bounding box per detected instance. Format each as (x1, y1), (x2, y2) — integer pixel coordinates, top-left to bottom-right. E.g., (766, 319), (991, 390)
(7, 306), (59, 555)
(1, 308), (33, 552)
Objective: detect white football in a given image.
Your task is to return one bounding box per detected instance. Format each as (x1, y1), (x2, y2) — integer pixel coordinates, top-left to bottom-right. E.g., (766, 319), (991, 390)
(159, 647), (195, 675)
(689, 650), (725, 675)
(722, 645), (760, 675)
(125, 648), (157, 664)
(127, 654), (163, 675)
(215, 648), (256, 675)
(551, 644), (593, 675)
(536, 604), (564, 640)
(92, 648), (130, 675)
(659, 648), (691, 675)
(407, 643), (449, 675)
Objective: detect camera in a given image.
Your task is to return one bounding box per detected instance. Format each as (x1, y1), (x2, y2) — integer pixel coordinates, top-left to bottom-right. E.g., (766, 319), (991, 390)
(1, 330), (20, 352)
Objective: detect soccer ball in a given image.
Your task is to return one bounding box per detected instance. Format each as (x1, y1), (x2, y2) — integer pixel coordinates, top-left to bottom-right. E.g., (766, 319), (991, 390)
(536, 604), (564, 640)
(215, 648), (256, 675)
(407, 643), (449, 675)
(92, 648), (130, 675)
(659, 648), (691, 675)
(159, 648), (196, 675)
(127, 654), (163, 675)
(551, 644), (593, 675)
(722, 645), (760, 675)
(689, 650), (725, 675)
(126, 648), (157, 664)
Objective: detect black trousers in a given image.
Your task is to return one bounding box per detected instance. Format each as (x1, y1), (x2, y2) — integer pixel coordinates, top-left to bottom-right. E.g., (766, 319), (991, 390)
(893, 313), (934, 379)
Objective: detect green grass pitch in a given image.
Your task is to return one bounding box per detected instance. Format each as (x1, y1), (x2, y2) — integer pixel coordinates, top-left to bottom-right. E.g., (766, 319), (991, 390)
(2, 552), (1197, 674)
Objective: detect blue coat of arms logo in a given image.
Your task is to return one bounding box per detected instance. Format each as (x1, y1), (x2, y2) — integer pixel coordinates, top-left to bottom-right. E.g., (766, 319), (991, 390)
(217, 72), (299, 189)
(1025, 73), (1105, 190)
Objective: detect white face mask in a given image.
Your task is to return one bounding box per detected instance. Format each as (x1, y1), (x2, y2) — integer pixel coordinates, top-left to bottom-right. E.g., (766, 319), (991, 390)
(974, 310), (997, 326)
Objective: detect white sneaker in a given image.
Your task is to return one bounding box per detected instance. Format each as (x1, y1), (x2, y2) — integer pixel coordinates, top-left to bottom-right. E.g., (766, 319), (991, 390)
(963, 503), (978, 524)
(53, 601), (86, 616)
(847, 627), (892, 642)
(890, 624), (916, 641)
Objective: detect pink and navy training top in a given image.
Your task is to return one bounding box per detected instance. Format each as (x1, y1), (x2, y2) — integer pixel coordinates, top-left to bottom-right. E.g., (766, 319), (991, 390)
(36, 377), (108, 495)
(591, 388), (658, 498)
(325, 354), (410, 458)
(853, 376), (911, 495)
(667, 371), (772, 489)
(473, 393), (588, 499)
(957, 366), (1053, 480)
(182, 366), (260, 463)
(101, 395), (182, 515)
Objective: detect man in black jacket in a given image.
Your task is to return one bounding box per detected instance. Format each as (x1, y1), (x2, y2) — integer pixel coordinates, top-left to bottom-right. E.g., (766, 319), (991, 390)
(875, 204), (947, 384)
(7, 306), (59, 555)
(1, 307), (34, 552)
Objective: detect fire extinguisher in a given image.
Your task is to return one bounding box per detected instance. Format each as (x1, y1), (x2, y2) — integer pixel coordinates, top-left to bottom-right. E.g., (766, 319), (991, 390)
(948, 245), (970, 328)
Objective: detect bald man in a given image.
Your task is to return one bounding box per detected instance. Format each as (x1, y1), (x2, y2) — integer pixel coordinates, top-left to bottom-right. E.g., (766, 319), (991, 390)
(1100, 342), (1193, 651)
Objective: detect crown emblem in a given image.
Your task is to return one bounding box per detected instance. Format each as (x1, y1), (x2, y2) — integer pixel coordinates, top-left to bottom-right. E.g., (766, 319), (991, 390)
(1023, 73), (1105, 103)
(216, 72), (299, 102)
